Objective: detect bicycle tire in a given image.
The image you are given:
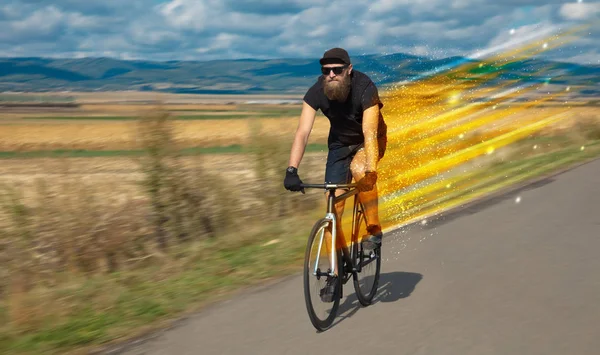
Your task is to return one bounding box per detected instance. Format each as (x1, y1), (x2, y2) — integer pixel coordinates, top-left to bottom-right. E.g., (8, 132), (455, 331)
(352, 205), (381, 306)
(303, 218), (342, 331)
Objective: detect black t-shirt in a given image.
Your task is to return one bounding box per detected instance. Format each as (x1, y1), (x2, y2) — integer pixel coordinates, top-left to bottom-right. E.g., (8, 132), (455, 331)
(303, 70), (383, 149)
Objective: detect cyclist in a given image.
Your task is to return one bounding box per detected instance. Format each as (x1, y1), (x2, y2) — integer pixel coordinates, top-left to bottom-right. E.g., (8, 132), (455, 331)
(283, 47), (387, 300)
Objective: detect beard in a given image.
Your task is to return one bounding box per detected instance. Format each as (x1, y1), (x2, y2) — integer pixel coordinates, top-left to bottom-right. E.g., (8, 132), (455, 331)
(323, 73), (351, 102)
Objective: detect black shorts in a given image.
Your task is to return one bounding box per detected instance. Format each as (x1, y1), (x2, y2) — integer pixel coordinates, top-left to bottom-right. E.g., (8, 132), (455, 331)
(324, 143), (364, 184)
(324, 133), (387, 185)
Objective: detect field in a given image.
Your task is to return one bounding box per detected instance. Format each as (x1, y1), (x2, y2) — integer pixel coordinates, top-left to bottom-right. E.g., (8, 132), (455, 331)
(0, 90), (599, 354)
(0, 93), (317, 152)
(0, 93), (331, 207)
(2, 91), (596, 201)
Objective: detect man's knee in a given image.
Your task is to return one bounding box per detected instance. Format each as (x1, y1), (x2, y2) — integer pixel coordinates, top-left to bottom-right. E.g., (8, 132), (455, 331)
(350, 150), (366, 178)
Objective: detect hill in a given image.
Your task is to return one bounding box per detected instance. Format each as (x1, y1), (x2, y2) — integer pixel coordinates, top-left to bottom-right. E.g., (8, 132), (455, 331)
(0, 53), (598, 94)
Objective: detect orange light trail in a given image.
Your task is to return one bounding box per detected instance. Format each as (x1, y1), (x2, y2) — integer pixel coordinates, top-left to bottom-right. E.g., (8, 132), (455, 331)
(335, 23), (592, 239)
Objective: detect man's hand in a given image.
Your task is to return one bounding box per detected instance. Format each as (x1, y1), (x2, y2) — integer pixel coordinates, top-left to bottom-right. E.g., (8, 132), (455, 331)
(357, 171), (377, 192)
(284, 166), (305, 194)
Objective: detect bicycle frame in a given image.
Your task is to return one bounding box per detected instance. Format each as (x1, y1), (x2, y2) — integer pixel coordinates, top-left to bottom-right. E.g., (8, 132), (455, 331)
(301, 182), (381, 331)
(301, 183), (361, 278)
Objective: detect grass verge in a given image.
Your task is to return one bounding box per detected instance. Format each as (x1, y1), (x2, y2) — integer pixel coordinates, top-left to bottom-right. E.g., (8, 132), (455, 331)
(20, 111), (302, 121)
(0, 216), (320, 354)
(2, 133), (600, 354)
(0, 144), (328, 159)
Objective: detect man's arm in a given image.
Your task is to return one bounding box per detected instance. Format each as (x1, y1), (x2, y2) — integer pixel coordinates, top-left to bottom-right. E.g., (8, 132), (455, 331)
(288, 101), (317, 168)
(362, 104), (380, 172)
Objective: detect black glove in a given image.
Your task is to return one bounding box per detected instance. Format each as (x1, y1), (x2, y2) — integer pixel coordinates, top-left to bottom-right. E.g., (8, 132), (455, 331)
(284, 166), (305, 194)
(357, 171), (377, 192)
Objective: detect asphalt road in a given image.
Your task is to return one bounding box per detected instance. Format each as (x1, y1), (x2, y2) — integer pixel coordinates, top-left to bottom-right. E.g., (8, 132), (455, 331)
(118, 158), (600, 355)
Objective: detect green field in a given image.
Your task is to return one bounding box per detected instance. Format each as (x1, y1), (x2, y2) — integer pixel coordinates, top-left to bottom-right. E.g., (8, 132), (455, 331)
(19, 111), (301, 121)
(0, 143), (328, 159)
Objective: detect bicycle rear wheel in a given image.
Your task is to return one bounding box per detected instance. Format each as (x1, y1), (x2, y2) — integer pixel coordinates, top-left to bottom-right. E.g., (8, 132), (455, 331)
(352, 204), (381, 306)
(303, 218), (342, 331)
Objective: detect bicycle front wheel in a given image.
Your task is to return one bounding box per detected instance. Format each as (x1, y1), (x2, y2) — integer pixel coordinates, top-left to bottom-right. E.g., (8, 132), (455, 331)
(303, 218), (342, 331)
(352, 207), (381, 306)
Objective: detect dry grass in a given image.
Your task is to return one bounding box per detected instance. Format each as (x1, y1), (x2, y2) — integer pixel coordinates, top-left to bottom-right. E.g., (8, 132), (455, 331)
(0, 108), (325, 275)
(0, 92), (597, 354)
(0, 93), (600, 352)
(78, 104), (241, 112)
(13, 91), (303, 106)
(0, 116), (330, 151)
(539, 110), (600, 136)
(0, 109), (331, 353)
(68, 91), (302, 103)
(1, 104), (594, 153)
(0, 100), (323, 151)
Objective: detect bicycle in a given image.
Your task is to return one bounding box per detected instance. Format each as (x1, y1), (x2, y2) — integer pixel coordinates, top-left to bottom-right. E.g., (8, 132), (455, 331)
(300, 182), (381, 331)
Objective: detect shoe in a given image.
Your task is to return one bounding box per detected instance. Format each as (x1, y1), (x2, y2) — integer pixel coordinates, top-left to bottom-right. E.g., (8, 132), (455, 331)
(361, 230), (383, 251)
(319, 276), (338, 303)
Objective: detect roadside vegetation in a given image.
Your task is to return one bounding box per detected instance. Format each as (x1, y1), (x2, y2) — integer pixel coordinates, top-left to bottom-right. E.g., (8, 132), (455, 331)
(0, 103), (599, 354)
(0, 108), (324, 354)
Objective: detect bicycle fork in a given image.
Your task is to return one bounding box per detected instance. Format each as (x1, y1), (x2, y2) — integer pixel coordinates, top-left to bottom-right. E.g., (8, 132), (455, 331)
(313, 188), (359, 279)
(313, 212), (337, 278)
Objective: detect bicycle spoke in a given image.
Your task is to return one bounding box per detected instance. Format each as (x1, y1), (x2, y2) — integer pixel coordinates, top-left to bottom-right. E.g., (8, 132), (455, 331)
(352, 206), (381, 306)
(304, 219), (341, 330)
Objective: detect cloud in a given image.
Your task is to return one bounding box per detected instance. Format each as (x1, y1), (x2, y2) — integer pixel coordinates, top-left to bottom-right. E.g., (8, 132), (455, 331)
(560, 2), (600, 20)
(3, 6), (66, 43)
(0, 0), (597, 64)
(158, 0), (213, 31)
(17, 0), (136, 16)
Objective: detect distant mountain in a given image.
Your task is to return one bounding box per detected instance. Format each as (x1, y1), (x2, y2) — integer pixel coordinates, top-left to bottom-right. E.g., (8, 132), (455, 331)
(0, 54), (598, 94)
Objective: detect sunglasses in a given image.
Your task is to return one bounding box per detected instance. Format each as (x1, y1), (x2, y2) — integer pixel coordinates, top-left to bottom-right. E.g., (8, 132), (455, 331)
(321, 65), (348, 76)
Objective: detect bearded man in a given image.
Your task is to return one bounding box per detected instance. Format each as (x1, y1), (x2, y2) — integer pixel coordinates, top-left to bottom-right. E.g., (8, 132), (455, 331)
(283, 47), (387, 300)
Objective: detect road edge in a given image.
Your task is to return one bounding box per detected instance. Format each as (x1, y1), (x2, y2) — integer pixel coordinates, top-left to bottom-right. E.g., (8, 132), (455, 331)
(384, 155), (600, 233)
(89, 155), (600, 355)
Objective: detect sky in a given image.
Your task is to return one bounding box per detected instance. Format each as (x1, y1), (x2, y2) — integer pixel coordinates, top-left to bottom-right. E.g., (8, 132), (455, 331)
(0, 0), (598, 64)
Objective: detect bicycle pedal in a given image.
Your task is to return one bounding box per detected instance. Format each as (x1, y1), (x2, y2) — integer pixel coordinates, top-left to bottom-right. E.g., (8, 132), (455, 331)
(344, 264), (353, 274)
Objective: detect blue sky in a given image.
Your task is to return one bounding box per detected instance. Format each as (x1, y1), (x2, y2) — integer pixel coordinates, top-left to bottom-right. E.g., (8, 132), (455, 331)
(0, 0), (598, 64)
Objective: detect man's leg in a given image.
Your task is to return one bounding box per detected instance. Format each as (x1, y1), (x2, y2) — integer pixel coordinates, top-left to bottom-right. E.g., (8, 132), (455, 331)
(322, 145), (357, 275)
(323, 189), (350, 275)
(319, 146), (355, 302)
(320, 190), (351, 302)
(350, 149), (383, 245)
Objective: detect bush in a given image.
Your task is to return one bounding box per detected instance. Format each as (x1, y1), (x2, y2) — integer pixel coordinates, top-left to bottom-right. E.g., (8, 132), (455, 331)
(246, 120), (322, 222)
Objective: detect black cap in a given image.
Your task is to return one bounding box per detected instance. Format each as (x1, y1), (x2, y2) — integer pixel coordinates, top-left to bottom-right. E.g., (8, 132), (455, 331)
(319, 47), (351, 65)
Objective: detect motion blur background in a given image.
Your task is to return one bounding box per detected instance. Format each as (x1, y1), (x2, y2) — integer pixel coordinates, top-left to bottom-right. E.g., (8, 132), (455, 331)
(0, 1), (598, 353)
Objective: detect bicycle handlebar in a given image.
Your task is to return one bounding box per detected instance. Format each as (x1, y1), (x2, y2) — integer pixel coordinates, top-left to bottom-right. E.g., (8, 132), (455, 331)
(300, 183), (357, 190)
(299, 182), (360, 204)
